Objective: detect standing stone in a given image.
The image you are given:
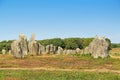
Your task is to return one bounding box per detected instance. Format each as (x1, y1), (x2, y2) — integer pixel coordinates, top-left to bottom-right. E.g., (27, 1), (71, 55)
(11, 41), (22, 58)
(38, 43), (42, 54)
(84, 36), (109, 58)
(11, 40), (20, 57)
(2, 49), (6, 55)
(38, 43), (45, 54)
(53, 46), (56, 54)
(50, 44), (54, 54)
(57, 46), (63, 54)
(76, 48), (81, 54)
(11, 34), (28, 58)
(19, 34), (28, 55)
(46, 45), (50, 54)
(41, 45), (46, 54)
(84, 47), (90, 54)
(38, 43), (41, 55)
(28, 33), (39, 55)
(31, 41), (39, 55)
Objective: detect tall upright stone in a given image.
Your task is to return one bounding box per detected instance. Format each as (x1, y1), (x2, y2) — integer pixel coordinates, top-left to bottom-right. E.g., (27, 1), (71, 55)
(50, 44), (54, 54)
(53, 46), (57, 54)
(11, 33), (28, 58)
(46, 45), (50, 54)
(19, 34), (28, 55)
(28, 33), (39, 55)
(38, 43), (45, 54)
(38, 43), (42, 54)
(84, 36), (109, 58)
(57, 46), (63, 54)
(11, 40), (22, 58)
(41, 45), (46, 54)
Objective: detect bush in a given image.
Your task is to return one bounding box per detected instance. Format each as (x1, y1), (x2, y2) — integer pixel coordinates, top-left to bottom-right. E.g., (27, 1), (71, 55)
(0, 40), (13, 53)
(37, 37), (111, 50)
(111, 43), (120, 48)
(37, 38), (65, 48)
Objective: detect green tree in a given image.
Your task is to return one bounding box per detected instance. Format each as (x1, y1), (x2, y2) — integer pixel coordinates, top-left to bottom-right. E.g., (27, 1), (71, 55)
(63, 38), (80, 50)
(82, 38), (93, 48)
(37, 38), (65, 48)
(0, 40), (13, 53)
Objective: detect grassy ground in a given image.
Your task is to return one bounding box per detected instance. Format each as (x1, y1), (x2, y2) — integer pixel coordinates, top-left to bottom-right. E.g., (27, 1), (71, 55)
(0, 53), (120, 70)
(0, 48), (120, 80)
(0, 70), (120, 80)
(110, 48), (120, 56)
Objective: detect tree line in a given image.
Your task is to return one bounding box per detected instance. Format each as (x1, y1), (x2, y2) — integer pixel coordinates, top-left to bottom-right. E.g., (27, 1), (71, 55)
(0, 37), (112, 53)
(37, 38), (93, 49)
(0, 40), (13, 53)
(111, 43), (120, 48)
(37, 37), (111, 50)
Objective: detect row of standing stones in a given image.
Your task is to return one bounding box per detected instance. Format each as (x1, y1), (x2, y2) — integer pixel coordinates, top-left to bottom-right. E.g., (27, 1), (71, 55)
(2, 33), (109, 59)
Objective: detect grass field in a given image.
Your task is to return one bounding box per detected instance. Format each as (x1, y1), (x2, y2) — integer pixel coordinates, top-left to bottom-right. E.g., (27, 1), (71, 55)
(0, 48), (120, 80)
(110, 48), (120, 56)
(0, 70), (120, 80)
(0, 53), (120, 70)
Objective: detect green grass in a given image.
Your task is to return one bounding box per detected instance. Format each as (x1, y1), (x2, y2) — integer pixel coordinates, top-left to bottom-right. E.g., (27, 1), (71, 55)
(1, 48), (120, 80)
(0, 70), (120, 80)
(0, 53), (120, 79)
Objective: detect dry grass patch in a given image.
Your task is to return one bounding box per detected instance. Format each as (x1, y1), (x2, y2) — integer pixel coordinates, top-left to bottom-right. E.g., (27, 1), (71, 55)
(0, 54), (119, 70)
(110, 48), (120, 56)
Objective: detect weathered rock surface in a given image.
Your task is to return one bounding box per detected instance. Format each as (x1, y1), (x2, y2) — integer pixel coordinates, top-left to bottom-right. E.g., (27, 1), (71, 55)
(53, 46), (57, 54)
(50, 44), (54, 54)
(76, 48), (81, 54)
(11, 34), (28, 58)
(84, 36), (109, 58)
(2, 49), (6, 55)
(66, 50), (76, 54)
(57, 46), (63, 54)
(28, 33), (39, 55)
(39, 44), (45, 54)
(19, 34), (28, 55)
(46, 45), (50, 54)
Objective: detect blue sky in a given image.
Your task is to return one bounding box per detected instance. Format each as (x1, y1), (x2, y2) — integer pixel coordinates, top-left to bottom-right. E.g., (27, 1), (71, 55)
(0, 0), (120, 43)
